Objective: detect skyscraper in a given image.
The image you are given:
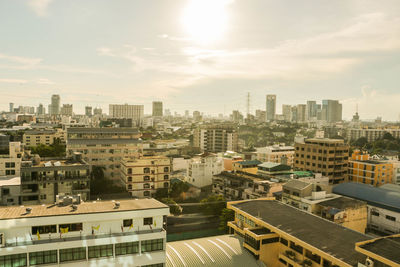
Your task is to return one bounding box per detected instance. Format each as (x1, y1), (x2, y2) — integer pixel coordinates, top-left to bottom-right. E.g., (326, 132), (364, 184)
(322, 100), (342, 123)
(306, 100), (317, 121)
(36, 103), (45, 115)
(282, 104), (291, 121)
(93, 107), (102, 115)
(152, 101), (163, 117)
(60, 104), (73, 116)
(296, 104), (306, 122)
(48, 94), (60, 115)
(266, 95), (276, 121)
(9, 103), (14, 112)
(85, 106), (93, 117)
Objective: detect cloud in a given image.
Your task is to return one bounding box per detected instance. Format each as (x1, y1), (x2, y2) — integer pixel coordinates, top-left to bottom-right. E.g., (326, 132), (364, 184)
(27, 0), (54, 17)
(0, 53), (42, 69)
(0, 78), (28, 84)
(36, 78), (54, 84)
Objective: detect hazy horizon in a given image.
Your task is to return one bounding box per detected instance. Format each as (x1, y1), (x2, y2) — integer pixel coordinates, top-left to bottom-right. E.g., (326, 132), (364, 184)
(1, 0), (400, 121)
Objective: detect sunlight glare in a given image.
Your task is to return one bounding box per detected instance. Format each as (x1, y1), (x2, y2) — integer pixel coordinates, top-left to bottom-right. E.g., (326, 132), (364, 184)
(181, 0), (232, 45)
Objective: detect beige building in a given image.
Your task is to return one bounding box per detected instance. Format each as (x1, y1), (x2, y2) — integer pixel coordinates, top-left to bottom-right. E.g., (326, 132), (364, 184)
(294, 138), (349, 184)
(23, 128), (65, 147)
(66, 128), (142, 180)
(255, 145), (295, 166)
(227, 199), (372, 267)
(0, 142), (23, 177)
(109, 104), (144, 126)
(193, 124), (238, 153)
(120, 156), (172, 198)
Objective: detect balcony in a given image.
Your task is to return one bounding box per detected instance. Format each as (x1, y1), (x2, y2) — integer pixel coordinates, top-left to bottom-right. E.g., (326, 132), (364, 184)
(5, 228), (165, 248)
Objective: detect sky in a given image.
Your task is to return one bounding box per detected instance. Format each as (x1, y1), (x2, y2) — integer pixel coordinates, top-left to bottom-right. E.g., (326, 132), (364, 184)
(1, 0), (400, 120)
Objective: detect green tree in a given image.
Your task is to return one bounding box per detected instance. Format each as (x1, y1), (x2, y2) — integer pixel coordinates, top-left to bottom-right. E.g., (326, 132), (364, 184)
(155, 188), (169, 200)
(200, 195), (226, 216)
(170, 181), (190, 199)
(161, 198), (182, 215)
(218, 208), (234, 232)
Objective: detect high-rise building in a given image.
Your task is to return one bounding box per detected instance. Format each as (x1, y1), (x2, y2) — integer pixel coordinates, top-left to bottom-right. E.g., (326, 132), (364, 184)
(49, 94), (60, 115)
(185, 110), (189, 117)
(294, 138), (349, 184)
(60, 104), (73, 116)
(109, 104), (144, 126)
(266, 94), (276, 121)
(9, 102), (14, 112)
(255, 109), (266, 123)
(321, 100), (342, 123)
(36, 103), (45, 115)
(282, 105), (291, 121)
(93, 107), (102, 115)
(193, 124), (238, 153)
(296, 104), (307, 122)
(306, 100), (317, 121)
(152, 101), (163, 117)
(85, 106), (92, 117)
(193, 111), (201, 122)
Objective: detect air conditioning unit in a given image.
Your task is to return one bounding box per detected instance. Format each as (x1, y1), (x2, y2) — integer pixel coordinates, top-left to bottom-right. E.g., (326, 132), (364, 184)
(365, 258), (374, 267)
(0, 233), (5, 248)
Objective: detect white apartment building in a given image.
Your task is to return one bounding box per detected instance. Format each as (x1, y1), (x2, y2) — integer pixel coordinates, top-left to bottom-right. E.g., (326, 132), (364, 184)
(346, 128), (400, 142)
(0, 142), (23, 177)
(0, 197), (169, 267)
(255, 145), (295, 166)
(109, 104), (144, 126)
(0, 176), (21, 206)
(186, 153), (223, 188)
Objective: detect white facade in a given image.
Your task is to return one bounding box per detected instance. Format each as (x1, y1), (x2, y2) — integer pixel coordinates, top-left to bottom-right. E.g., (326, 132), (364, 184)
(368, 206), (400, 235)
(255, 145), (295, 166)
(0, 198), (169, 267)
(0, 142), (23, 177)
(109, 104), (144, 126)
(186, 154), (223, 188)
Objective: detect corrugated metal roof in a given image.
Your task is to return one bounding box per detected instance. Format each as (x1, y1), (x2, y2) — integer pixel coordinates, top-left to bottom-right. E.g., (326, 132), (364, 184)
(166, 235), (263, 267)
(333, 182), (400, 213)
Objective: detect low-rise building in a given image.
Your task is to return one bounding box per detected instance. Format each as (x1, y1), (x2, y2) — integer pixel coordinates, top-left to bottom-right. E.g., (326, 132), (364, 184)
(232, 160), (262, 175)
(348, 150), (393, 186)
(23, 129), (65, 147)
(0, 176), (21, 206)
(257, 162), (292, 178)
(227, 199), (370, 267)
(0, 198), (169, 267)
(20, 154), (90, 205)
(120, 156), (172, 198)
(334, 182), (400, 235)
(185, 153), (223, 188)
(255, 145), (295, 166)
(0, 142), (23, 177)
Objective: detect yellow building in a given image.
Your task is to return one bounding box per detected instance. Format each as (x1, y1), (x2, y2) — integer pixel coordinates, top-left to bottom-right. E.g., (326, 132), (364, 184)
(23, 129), (65, 147)
(232, 160), (262, 175)
(120, 156), (172, 198)
(227, 199), (372, 267)
(349, 150), (393, 186)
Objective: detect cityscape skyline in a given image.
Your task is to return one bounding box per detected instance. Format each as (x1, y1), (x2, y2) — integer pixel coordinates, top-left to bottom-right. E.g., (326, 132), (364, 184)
(1, 0), (400, 120)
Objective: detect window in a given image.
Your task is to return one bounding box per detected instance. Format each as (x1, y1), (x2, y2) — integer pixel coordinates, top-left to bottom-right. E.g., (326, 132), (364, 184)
(29, 250), (57, 266)
(144, 217), (153, 225)
(59, 223), (83, 232)
(5, 162), (15, 168)
(163, 182), (169, 188)
(0, 253), (27, 267)
(144, 176), (150, 181)
(244, 234), (260, 250)
(323, 259), (332, 267)
(123, 219), (133, 227)
(371, 210), (379, 217)
(141, 239), (164, 252)
(128, 177), (132, 182)
(144, 183), (150, 189)
(306, 249), (321, 263)
(144, 168), (150, 173)
(262, 237), (279, 244)
(115, 241), (139, 256)
(88, 244), (113, 259)
(164, 167), (169, 172)
(128, 184), (132, 190)
(32, 225), (57, 234)
(164, 175), (169, 180)
(127, 168), (132, 174)
(6, 170), (16, 175)
(59, 247), (86, 262)
(386, 215), (396, 222)
(280, 237), (288, 246)
(290, 241), (303, 254)
(142, 264), (164, 267)
(144, 191), (150, 197)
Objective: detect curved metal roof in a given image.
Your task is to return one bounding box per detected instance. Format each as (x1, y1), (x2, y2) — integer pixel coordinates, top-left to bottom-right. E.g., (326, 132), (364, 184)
(166, 235), (263, 267)
(333, 182), (400, 213)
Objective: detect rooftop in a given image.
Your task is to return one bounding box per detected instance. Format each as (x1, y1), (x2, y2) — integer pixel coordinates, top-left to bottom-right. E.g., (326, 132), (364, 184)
(318, 196), (366, 210)
(166, 235), (263, 267)
(67, 139), (142, 145)
(235, 160), (262, 166)
(358, 236), (400, 265)
(0, 176), (21, 187)
(283, 179), (311, 190)
(333, 182), (400, 213)
(67, 127), (140, 133)
(0, 198), (168, 220)
(232, 200), (369, 266)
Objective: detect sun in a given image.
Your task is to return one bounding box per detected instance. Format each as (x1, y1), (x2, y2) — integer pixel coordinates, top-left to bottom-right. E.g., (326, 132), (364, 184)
(181, 0), (231, 45)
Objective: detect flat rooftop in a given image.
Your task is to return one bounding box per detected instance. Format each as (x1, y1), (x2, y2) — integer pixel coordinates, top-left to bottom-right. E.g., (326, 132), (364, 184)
(67, 127), (139, 133)
(22, 158), (89, 168)
(232, 200), (369, 266)
(359, 236), (400, 265)
(67, 139), (142, 145)
(318, 196), (366, 210)
(0, 198), (168, 220)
